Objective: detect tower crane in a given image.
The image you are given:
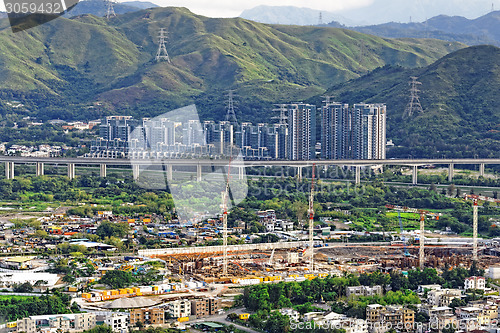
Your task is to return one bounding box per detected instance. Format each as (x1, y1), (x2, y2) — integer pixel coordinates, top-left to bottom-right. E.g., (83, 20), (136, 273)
(221, 159), (233, 277)
(308, 164), (316, 272)
(397, 210), (411, 257)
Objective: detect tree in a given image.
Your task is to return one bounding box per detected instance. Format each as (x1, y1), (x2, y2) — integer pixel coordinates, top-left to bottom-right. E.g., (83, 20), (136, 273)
(34, 230), (49, 239)
(13, 282), (33, 293)
(442, 326), (455, 333)
(96, 221), (129, 239)
(415, 312), (429, 323)
(265, 311), (291, 333)
(99, 270), (135, 289)
(449, 298), (466, 310)
(469, 261), (484, 277)
(62, 274), (76, 283)
(390, 271), (409, 291)
(447, 184), (456, 196)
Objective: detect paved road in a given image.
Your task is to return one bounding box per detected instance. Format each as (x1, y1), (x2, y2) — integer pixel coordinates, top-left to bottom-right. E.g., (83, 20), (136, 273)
(192, 308), (260, 333)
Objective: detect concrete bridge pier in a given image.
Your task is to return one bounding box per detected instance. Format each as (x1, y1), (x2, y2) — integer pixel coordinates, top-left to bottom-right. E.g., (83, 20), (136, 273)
(197, 164), (202, 182)
(67, 163), (75, 180)
(167, 164), (173, 181)
(412, 165), (418, 185)
(479, 163), (485, 177)
(36, 162), (44, 176)
(297, 166), (303, 181)
(100, 164), (107, 178)
(132, 164), (140, 181)
(238, 166), (245, 180)
(355, 166), (361, 185)
(5, 162), (14, 179)
(448, 164), (454, 182)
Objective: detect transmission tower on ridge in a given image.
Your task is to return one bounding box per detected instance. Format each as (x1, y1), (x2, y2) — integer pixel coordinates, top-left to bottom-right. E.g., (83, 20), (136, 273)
(105, 0), (116, 19)
(156, 28), (171, 63)
(404, 76), (424, 118)
(273, 104), (288, 125)
(322, 95), (336, 105)
(318, 12), (323, 25)
(225, 90), (238, 125)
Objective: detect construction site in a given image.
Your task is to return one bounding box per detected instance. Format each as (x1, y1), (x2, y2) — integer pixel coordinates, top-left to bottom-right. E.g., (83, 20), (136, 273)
(138, 166), (500, 285)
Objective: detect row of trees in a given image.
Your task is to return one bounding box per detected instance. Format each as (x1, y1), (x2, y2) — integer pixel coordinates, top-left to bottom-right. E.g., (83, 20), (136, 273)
(99, 269), (162, 289)
(0, 291), (77, 322)
(242, 267), (482, 321)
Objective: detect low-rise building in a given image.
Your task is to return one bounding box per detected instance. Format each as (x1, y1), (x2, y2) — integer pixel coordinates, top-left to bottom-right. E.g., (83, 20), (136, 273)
(12, 313), (96, 333)
(312, 312), (368, 333)
(191, 298), (221, 317)
(465, 276), (486, 290)
(457, 306), (482, 331)
(279, 308), (300, 322)
(428, 289), (462, 307)
(417, 284), (442, 294)
(16, 317), (35, 333)
(166, 299), (191, 319)
(1, 256), (35, 270)
(366, 305), (414, 332)
(104, 313), (129, 333)
(428, 306), (457, 331)
(366, 304), (385, 323)
(278, 220), (294, 231)
(347, 286), (383, 298)
(130, 308), (165, 326)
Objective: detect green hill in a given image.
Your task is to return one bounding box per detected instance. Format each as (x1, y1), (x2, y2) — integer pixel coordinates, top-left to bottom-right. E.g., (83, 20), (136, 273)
(320, 45), (500, 159)
(0, 7), (465, 121)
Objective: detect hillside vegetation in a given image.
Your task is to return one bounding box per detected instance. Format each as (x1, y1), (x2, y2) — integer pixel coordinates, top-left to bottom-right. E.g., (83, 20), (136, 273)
(0, 7), (464, 121)
(320, 45), (500, 158)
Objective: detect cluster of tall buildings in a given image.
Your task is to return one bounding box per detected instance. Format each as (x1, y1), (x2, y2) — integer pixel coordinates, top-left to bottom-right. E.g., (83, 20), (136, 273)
(90, 102), (386, 160)
(321, 102), (386, 160)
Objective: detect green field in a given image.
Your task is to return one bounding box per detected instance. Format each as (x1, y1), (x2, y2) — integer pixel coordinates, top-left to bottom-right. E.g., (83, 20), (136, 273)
(0, 295), (36, 301)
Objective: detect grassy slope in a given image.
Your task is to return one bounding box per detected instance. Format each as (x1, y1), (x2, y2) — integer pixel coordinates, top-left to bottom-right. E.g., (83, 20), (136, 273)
(0, 7), (465, 121)
(320, 45), (500, 158)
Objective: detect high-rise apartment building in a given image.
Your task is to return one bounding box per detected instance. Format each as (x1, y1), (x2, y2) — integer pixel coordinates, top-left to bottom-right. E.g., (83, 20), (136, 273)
(268, 124), (288, 159)
(321, 102), (349, 160)
(352, 103), (386, 160)
(287, 103), (316, 160)
(99, 116), (137, 142)
(321, 102), (386, 160)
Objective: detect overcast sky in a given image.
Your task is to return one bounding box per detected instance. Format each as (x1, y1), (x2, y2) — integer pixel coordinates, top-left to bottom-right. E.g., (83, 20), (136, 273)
(150, 0), (374, 17)
(0, 0), (374, 17)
